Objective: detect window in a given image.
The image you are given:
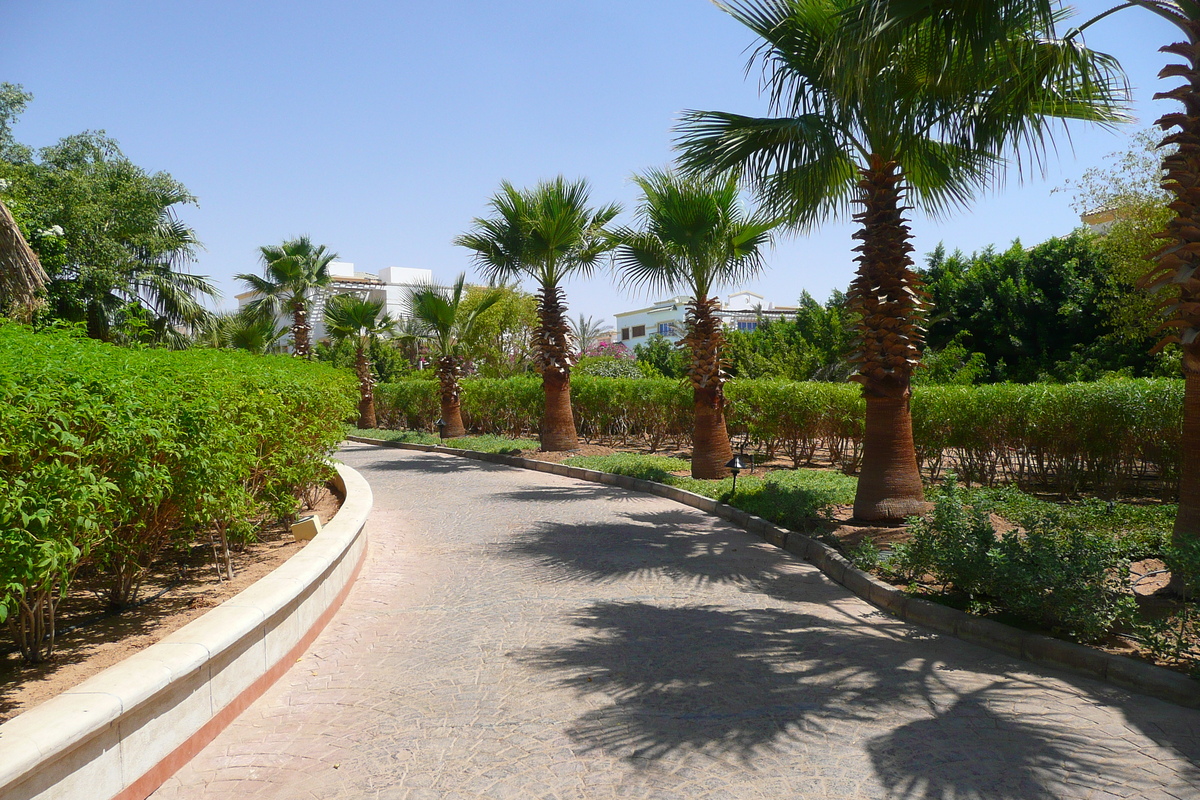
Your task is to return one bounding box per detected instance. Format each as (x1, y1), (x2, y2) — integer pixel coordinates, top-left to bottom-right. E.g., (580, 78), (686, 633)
(657, 322), (676, 336)
(621, 327), (630, 340)
(631, 325), (646, 338)
(736, 321), (757, 332)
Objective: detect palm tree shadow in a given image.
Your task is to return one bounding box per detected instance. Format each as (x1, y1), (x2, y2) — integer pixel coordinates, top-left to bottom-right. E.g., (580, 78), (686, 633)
(521, 601), (1197, 794)
(509, 509), (1200, 791)
(360, 453), (500, 474)
(506, 507), (793, 588)
(493, 484), (642, 505)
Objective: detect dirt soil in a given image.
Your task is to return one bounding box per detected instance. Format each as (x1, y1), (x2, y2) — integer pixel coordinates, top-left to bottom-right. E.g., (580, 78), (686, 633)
(0, 485), (343, 724)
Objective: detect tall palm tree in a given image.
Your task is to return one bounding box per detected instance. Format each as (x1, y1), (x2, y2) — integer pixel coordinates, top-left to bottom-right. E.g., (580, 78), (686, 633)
(407, 274), (503, 438)
(568, 314), (606, 355)
(455, 177), (621, 450)
(236, 236), (338, 359)
(614, 169), (778, 478)
(323, 293), (397, 428)
(676, 0), (1128, 519)
(856, 0), (1197, 587)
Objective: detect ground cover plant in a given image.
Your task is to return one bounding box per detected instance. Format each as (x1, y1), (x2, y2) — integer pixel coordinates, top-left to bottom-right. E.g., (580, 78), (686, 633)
(344, 428), (538, 455)
(0, 323), (354, 663)
(562, 453), (857, 531)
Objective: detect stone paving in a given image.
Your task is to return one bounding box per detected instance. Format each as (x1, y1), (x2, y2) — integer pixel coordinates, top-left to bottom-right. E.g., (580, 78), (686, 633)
(151, 442), (1200, 799)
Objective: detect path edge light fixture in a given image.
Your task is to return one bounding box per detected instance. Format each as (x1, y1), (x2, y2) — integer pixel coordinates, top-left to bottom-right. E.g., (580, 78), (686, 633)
(725, 453), (753, 493)
(435, 418), (447, 440)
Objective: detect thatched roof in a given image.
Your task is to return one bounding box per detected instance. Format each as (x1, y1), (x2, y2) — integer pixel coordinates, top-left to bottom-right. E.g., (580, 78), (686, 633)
(0, 197), (47, 321)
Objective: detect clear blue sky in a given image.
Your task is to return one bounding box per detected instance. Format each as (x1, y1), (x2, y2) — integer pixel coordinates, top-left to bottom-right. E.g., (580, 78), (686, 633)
(0, 1), (1175, 328)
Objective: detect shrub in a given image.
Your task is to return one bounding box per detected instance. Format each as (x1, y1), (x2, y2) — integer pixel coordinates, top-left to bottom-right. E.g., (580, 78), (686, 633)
(0, 324), (354, 659)
(374, 376), (1183, 496)
(575, 355), (644, 379)
(562, 454), (856, 529)
(989, 522), (1136, 643)
(894, 474), (1138, 643)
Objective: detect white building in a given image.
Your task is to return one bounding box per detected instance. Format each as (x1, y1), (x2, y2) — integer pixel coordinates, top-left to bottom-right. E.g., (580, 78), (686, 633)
(236, 262), (434, 342)
(613, 290), (798, 349)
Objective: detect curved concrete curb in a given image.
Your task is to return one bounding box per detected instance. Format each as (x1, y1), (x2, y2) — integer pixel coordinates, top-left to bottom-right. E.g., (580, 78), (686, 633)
(348, 435), (1200, 709)
(0, 463), (373, 800)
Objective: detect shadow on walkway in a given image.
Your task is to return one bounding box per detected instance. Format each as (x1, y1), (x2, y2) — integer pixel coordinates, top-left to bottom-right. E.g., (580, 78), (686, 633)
(509, 511), (1200, 797)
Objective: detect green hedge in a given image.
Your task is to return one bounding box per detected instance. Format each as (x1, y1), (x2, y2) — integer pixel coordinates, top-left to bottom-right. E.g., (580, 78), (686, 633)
(375, 375), (1182, 496)
(0, 324), (355, 661)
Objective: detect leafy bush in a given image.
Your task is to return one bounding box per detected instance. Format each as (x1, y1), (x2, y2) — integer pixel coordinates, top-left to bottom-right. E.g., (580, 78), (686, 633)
(893, 474), (996, 597)
(575, 355), (645, 379)
(374, 376), (1184, 497)
(893, 474), (1137, 643)
(0, 324), (354, 660)
(989, 521), (1136, 642)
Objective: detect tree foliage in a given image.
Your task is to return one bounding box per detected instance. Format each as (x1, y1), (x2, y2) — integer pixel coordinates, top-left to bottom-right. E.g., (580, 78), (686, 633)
(1, 129), (213, 344)
(921, 232), (1167, 382)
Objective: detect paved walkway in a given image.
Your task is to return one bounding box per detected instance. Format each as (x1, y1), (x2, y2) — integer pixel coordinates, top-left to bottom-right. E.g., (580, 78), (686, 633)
(152, 442), (1200, 800)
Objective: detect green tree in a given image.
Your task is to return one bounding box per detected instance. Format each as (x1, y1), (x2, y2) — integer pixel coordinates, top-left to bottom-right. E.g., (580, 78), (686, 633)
(614, 169), (778, 477)
(2, 129), (214, 345)
(921, 233), (1148, 382)
(676, 0), (1127, 519)
(458, 283), (539, 377)
(236, 236), (337, 359)
(724, 291), (856, 381)
(456, 177), (620, 450)
(323, 293), (397, 428)
(635, 333), (688, 378)
(1071, 129), (1176, 376)
(406, 274), (503, 437)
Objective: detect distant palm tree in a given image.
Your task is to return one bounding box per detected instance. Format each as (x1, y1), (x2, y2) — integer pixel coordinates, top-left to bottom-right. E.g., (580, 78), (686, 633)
(323, 293), (397, 428)
(677, 0), (1127, 519)
(407, 274), (503, 438)
(193, 311), (286, 354)
(614, 169), (778, 478)
(236, 236), (338, 358)
(568, 314), (606, 354)
(456, 177), (620, 450)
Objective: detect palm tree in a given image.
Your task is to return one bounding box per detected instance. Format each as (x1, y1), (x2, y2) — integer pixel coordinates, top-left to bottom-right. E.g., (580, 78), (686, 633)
(614, 169), (778, 478)
(407, 274), (503, 438)
(236, 236), (338, 359)
(323, 293), (397, 428)
(676, 0), (1127, 519)
(0, 197), (47, 321)
(455, 177), (621, 450)
(568, 314), (606, 355)
(859, 5), (1200, 589)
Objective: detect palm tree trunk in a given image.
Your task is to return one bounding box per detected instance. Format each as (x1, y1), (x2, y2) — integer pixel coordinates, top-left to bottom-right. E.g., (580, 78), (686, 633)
(0, 198), (47, 322)
(533, 285), (578, 451)
(684, 296), (733, 479)
(355, 344), (376, 429)
(847, 155), (927, 521)
(437, 355), (466, 438)
(291, 299), (311, 358)
(1145, 26), (1200, 593)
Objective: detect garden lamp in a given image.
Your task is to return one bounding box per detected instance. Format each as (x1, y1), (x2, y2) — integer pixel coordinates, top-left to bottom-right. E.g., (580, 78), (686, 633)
(725, 453), (753, 493)
(435, 418), (447, 439)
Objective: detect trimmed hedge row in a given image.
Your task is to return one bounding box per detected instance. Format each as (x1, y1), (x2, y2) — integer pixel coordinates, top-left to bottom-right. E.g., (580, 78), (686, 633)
(376, 376), (1182, 496)
(0, 324), (355, 662)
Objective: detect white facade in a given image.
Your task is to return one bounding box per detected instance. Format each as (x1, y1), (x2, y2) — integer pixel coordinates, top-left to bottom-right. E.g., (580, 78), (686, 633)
(613, 290), (798, 349)
(236, 261), (434, 342)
